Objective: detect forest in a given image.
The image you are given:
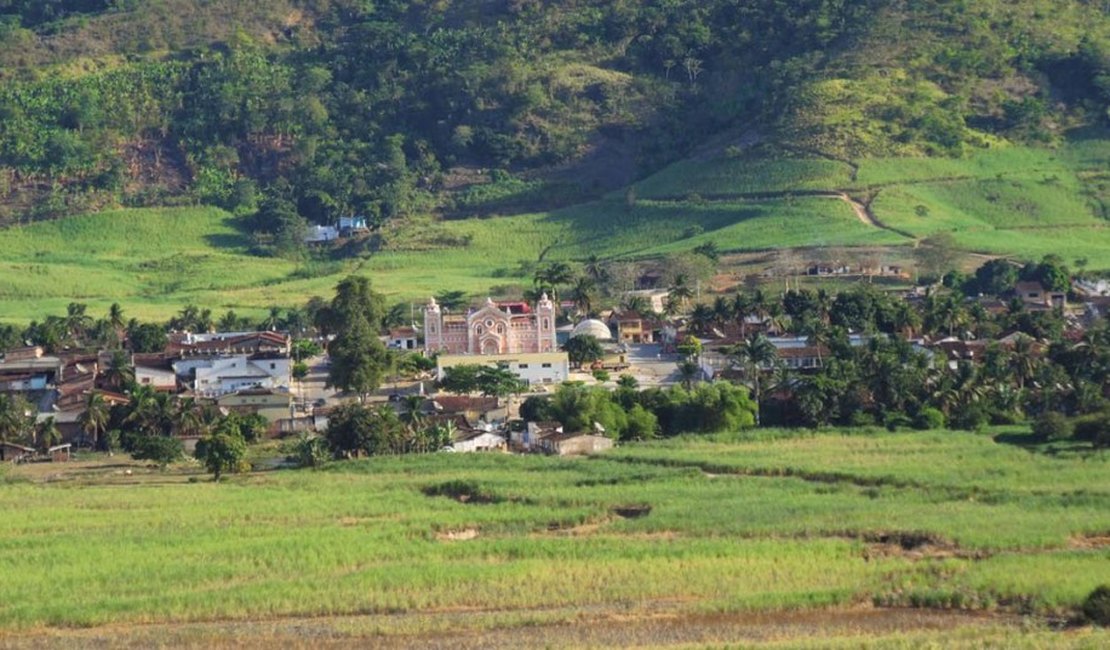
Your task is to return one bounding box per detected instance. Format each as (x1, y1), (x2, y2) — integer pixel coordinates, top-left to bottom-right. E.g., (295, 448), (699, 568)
(0, 0), (1108, 234)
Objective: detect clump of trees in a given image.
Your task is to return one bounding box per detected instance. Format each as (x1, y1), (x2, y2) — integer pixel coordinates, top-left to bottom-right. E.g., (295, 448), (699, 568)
(521, 381), (756, 441)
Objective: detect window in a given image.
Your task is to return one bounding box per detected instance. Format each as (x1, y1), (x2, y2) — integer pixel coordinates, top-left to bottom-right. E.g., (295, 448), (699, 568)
(141, 377), (151, 384)
(518, 364), (529, 369)
(542, 363), (552, 368)
(270, 363), (276, 370)
(476, 326), (484, 335)
(542, 318), (550, 330)
(497, 325), (504, 334)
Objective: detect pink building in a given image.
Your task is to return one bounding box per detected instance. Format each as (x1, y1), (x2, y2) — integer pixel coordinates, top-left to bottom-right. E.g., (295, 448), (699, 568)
(424, 295), (557, 355)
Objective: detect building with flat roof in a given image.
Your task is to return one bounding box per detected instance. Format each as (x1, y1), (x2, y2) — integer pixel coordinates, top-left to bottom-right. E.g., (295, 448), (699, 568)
(436, 352), (570, 386)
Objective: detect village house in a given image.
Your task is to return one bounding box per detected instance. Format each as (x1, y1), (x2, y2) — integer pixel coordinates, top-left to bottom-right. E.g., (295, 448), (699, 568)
(131, 353), (177, 392)
(622, 289), (670, 313)
(217, 388), (294, 423)
(537, 432), (614, 456)
(450, 429), (508, 453)
(427, 395), (507, 423)
(176, 355), (291, 398)
(1014, 281), (1066, 310)
(512, 421), (562, 452)
(386, 326), (420, 350)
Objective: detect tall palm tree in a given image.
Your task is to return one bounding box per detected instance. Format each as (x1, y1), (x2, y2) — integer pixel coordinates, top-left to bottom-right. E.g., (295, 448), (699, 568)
(669, 274), (694, 308)
(78, 392), (109, 449)
(731, 293), (753, 337)
(1008, 335), (1037, 390)
(677, 359), (702, 390)
(64, 302), (93, 344)
(108, 303), (125, 331)
(711, 296), (731, 328)
(569, 276), (598, 316)
(583, 255), (607, 283)
(689, 304), (715, 335)
(534, 261), (575, 305)
(732, 333), (778, 425)
(623, 295), (651, 316)
(103, 350), (135, 391)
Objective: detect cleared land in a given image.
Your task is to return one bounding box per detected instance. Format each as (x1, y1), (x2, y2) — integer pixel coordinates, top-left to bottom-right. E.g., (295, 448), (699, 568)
(0, 429), (1107, 647)
(0, 137), (1107, 323)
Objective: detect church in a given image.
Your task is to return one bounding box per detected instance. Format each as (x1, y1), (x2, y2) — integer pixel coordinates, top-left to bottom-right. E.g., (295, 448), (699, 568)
(424, 294), (558, 356)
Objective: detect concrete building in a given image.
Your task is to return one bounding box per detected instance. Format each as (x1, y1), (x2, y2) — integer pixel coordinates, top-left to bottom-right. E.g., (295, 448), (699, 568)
(436, 352), (570, 386)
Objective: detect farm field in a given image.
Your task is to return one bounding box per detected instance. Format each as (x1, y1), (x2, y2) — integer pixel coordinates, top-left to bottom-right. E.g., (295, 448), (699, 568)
(0, 429), (1107, 647)
(0, 136), (1107, 324)
(0, 196), (894, 324)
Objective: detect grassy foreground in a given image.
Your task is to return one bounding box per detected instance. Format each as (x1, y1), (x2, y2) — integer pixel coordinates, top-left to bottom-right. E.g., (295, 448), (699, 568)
(0, 428), (1107, 645)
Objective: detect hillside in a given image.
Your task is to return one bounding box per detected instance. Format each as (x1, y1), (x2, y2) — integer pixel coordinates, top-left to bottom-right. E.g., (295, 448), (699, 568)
(0, 1), (1108, 320)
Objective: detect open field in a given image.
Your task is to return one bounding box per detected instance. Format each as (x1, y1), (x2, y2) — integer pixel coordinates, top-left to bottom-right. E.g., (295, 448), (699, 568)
(0, 196), (896, 323)
(0, 136), (1108, 323)
(0, 429), (1107, 646)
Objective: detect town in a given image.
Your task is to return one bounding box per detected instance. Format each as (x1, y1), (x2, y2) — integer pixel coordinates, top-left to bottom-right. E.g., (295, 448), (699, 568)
(2, 252), (1107, 470)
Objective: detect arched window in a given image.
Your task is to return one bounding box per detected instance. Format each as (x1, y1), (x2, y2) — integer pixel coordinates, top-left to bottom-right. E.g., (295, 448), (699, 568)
(542, 318), (550, 330)
(497, 324), (504, 334)
(476, 326), (484, 335)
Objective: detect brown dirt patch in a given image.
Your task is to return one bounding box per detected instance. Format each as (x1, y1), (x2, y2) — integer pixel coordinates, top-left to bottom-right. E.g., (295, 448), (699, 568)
(1070, 533), (1110, 549)
(0, 606), (1023, 649)
(437, 528), (480, 541)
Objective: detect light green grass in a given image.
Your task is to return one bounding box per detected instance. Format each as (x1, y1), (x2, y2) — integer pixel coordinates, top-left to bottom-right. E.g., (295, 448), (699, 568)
(0, 429), (1107, 633)
(0, 197), (897, 323)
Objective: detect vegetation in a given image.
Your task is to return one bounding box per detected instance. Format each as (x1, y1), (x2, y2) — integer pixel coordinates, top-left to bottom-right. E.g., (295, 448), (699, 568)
(0, 429), (1106, 641)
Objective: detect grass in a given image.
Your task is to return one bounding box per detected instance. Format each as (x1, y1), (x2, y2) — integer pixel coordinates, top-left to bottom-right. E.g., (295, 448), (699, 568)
(0, 428), (1107, 641)
(0, 196), (897, 323)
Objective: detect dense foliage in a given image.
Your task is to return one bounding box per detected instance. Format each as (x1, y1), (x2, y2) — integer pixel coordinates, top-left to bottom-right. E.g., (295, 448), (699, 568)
(1, 0), (1107, 227)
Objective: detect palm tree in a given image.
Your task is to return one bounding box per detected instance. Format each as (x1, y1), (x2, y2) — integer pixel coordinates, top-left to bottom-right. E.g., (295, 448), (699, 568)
(732, 333), (778, 425)
(1008, 334), (1037, 390)
(677, 359), (702, 390)
(669, 274), (694, 309)
(108, 303), (125, 331)
(102, 350), (135, 391)
(689, 304), (715, 335)
(64, 302), (93, 343)
(400, 395), (426, 428)
(711, 296), (731, 328)
(623, 295), (651, 316)
(583, 254), (607, 283)
(33, 417), (62, 451)
(534, 261), (575, 305)
(78, 392), (110, 449)
(731, 293), (753, 337)
(569, 276), (598, 316)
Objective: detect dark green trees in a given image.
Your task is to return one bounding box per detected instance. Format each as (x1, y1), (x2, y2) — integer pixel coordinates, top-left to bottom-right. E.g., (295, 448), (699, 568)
(326, 276), (392, 401)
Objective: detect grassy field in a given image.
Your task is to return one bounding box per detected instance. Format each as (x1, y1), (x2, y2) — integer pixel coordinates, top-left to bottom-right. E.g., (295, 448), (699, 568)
(0, 429), (1107, 646)
(0, 136), (1107, 323)
(0, 196), (896, 323)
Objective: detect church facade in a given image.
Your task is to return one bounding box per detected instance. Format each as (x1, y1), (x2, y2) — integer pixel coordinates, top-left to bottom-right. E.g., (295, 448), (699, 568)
(424, 295), (558, 356)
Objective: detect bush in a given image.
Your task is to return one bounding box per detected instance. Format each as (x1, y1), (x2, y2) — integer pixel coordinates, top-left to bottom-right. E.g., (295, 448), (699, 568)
(914, 407), (946, 430)
(884, 412), (912, 432)
(1083, 585), (1110, 626)
(1073, 412), (1110, 447)
(131, 435), (183, 468)
(592, 369), (610, 383)
(849, 411), (877, 427)
(1032, 412), (1072, 442)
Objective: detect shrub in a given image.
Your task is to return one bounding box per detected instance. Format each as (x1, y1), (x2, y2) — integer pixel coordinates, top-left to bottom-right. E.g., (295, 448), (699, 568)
(1032, 412), (1072, 442)
(884, 412), (912, 431)
(1073, 412), (1110, 447)
(592, 369), (610, 383)
(1083, 585), (1110, 626)
(849, 411), (877, 427)
(914, 407), (946, 430)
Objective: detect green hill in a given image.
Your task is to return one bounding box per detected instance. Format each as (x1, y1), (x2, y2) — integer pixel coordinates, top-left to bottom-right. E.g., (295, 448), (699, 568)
(0, 1), (1109, 320)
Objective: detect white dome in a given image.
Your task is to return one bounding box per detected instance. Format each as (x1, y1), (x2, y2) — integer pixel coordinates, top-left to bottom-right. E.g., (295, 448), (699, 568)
(570, 319), (612, 341)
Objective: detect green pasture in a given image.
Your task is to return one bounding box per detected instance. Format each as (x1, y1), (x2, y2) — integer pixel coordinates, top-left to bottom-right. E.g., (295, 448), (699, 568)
(0, 196), (893, 323)
(0, 429), (1107, 633)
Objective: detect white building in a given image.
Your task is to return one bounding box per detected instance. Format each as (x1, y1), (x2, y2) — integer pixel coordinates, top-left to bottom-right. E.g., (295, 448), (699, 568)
(450, 430), (507, 453)
(436, 352), (570, 386)
(176, 355), (291, 397)
(305, 225), (339, 244)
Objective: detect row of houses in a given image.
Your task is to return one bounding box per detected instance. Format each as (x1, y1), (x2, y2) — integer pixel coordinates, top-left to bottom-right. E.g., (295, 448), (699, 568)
(0, 331), (296, 445)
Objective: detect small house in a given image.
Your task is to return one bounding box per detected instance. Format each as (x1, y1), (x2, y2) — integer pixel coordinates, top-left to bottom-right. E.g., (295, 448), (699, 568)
(450, 430), (507, 453)
(538, 432), (614, 456)
(0, 441), (35, 463)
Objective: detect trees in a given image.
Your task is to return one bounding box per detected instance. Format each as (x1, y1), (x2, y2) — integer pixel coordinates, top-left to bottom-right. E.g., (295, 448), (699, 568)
(78, 392), (109, 449)
(103, 350), (135, 391)
(194, 421), (248, 481)
(327, 277), (392, 401)
(563, 335), (604, 367)
(915, 232), (960, 280)
(731, 334), (777, 425)
(131, 435), (183, 469)
(324, 402), (405, 457)
(0, 394), (33, 444)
